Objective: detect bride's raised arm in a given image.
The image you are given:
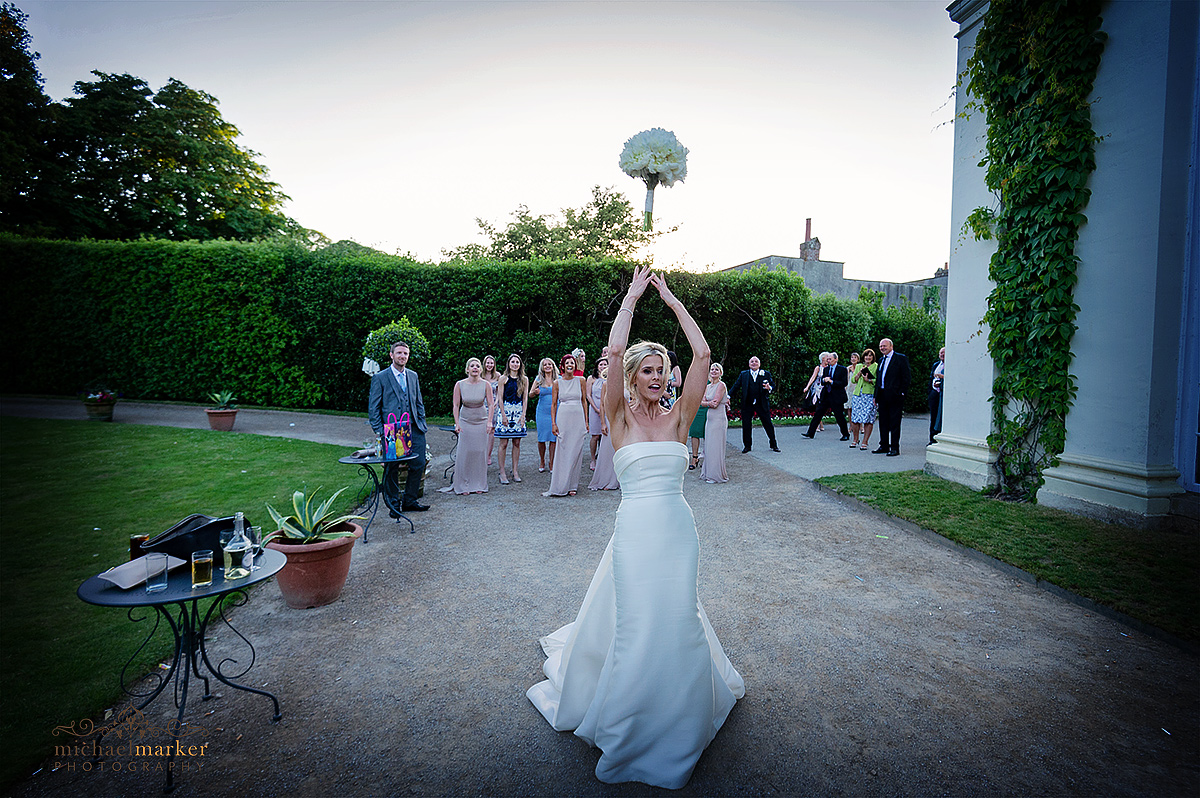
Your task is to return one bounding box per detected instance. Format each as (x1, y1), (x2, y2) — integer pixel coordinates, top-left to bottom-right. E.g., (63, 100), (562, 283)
(650, 273), (710, 439)
(604, 265), (654, 435)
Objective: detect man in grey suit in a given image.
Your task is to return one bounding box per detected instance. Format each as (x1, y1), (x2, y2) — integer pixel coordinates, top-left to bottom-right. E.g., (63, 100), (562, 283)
(368, 341), (429, 512)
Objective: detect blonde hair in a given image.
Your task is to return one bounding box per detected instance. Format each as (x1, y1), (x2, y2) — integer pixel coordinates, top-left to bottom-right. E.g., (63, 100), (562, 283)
(623, 340), (669, 405)
(464, 357), (482, 376)
(537, 357), (559, 384)
(711, 362), (724, 378)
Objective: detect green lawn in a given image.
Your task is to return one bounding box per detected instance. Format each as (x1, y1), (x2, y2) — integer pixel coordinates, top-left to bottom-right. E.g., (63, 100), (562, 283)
(818, 470), (1199, 642)
(0, 417), (360, 790)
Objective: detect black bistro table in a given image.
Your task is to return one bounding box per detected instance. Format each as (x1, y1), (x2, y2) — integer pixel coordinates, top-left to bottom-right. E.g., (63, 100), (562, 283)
(77, 549), (286, 791)
(337, 452), (419, 538)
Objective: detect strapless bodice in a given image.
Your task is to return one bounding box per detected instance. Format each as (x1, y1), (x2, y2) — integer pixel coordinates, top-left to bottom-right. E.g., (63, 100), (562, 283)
(612, 441), (687, 499)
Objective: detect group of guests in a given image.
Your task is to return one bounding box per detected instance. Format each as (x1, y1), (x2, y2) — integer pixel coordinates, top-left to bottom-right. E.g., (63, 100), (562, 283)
(799, 338), (912, 455)
(366, 336), (936, 515)
(445, 345), (734, 498)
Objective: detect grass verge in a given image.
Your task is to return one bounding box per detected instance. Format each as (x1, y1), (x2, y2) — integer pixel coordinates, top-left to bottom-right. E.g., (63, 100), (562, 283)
(0, 417), (360, 790)
(818, 471), (1199, 642)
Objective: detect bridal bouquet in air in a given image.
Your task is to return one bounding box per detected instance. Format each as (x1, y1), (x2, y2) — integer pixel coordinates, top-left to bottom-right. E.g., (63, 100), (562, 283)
(619, 128), (688, 230)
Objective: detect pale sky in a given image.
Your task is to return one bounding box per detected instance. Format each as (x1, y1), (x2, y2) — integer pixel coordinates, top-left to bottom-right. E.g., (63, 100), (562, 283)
(21, 0), (960, 281)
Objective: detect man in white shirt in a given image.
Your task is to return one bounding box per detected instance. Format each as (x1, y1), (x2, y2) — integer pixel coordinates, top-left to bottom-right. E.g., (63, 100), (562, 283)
(730, 356), (780, 453)
(872, 338), (911, 456)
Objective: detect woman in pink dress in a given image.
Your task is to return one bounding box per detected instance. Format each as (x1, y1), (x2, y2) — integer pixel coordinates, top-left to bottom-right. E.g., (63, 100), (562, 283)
(544, 354), (589, 497)
(700, 363), (729, 484)
(588, 362), (620, 490)
(481, 354), (500, 466)
(587, 358), (607, 470)
(450, 357), (495, 494)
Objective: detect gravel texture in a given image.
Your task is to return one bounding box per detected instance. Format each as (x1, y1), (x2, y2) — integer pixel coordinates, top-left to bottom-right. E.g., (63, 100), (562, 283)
(5, 400), (1197, 797)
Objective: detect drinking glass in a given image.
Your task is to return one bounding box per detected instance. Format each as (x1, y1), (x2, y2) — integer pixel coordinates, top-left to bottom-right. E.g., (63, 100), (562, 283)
(191, 550), (214, 588)
(129, 533), (150, 561)
(145, 552), (169, 593)
(248, 527), (263, 571)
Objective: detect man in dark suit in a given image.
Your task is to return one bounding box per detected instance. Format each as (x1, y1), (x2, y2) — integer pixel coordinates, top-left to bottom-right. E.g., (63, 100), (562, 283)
(729, 355), (780, 453)
(872, 337), (911, 456)
(368, 341), (430, 512)
(802, 351), (850, 440)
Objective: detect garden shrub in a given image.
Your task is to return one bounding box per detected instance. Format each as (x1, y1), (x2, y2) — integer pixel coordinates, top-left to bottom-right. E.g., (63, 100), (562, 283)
(0, 235), (943, 415)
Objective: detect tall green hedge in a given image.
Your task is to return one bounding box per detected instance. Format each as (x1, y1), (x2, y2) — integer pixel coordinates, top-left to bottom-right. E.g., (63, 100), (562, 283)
(0, 236), (943, 414)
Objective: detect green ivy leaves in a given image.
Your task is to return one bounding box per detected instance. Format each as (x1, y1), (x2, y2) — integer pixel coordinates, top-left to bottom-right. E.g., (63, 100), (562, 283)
(966, 0), (1106, 500)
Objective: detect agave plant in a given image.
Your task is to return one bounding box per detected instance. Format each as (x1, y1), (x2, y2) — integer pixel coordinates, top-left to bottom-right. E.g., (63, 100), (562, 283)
(264, 487), (363, 546)
(208, 390), (237, 410)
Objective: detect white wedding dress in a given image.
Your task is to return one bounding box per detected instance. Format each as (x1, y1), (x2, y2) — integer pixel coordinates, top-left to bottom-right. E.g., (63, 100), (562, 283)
(527, 441), (745, 789)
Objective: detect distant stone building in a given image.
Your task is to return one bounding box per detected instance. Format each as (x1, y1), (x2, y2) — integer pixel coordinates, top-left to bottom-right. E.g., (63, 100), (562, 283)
(722, 220), (948, 318)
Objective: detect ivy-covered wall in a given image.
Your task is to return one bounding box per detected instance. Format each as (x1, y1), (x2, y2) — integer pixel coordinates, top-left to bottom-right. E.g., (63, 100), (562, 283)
(0, 236), (944, 415)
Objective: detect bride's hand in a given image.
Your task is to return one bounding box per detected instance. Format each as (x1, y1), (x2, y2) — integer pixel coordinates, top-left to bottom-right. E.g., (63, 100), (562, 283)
(626, 264), (653, 302)
(650, 272), (681, 309)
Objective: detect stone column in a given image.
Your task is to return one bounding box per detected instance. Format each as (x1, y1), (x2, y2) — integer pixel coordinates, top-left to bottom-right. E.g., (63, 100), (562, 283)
(925, 0), (999, 489)
(1037, 0), (1195, 524)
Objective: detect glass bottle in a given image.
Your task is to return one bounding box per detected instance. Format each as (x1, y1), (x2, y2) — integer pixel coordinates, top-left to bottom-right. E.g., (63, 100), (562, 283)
(223, 511), (251, 580)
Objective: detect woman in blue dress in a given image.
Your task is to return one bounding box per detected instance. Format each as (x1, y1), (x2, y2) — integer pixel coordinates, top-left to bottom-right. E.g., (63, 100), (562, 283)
(530, 357), (559, 472)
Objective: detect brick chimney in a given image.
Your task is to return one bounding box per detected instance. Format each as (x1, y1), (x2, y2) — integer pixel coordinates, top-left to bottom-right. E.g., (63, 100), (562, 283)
(800, 218), (821, 261)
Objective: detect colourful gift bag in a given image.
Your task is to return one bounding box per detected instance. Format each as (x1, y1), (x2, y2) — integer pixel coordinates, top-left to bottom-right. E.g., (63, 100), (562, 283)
(383, 412), (412, 460)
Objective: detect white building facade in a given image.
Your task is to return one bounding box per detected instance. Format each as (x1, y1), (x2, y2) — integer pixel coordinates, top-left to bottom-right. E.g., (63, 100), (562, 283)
(928, 0), (1199, 528)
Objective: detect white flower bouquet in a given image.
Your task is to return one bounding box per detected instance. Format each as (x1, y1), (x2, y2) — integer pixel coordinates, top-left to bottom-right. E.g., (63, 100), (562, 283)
(619, 128), (689, 230)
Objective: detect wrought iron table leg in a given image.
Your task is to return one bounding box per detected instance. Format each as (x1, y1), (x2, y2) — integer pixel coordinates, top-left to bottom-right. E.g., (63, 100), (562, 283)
(198, 593), (283, 722)
(355, 464), (382, 542)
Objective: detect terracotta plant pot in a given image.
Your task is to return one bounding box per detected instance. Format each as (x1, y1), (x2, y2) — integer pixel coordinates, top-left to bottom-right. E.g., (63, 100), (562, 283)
(84, 400), (116, 422)
(266, 522), (363, 609)
(205, 408), (237, 431)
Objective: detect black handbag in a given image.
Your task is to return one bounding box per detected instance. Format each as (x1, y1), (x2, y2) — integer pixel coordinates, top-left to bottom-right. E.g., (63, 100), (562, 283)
(140, 514), (255, 561)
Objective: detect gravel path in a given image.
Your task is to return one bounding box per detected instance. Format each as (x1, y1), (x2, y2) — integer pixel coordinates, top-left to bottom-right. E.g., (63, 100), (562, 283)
(5, 399), (1197, 797)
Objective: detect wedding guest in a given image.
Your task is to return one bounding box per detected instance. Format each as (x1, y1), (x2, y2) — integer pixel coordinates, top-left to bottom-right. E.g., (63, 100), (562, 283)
(803, 353), (829, 432)
(572, 348), (587, 378)
(851, 349), (878, 450)
(803, 351), (849, 440)
(495, 354), (530, 484)
(873, 338), (911, 456)
(544, 354), (590, 497)
(482, 354), (500, 466)
(530, 357), (559, 472)
(928, 346), (945, 445)
(367, 340), (429, 512)
(587, 358), (608, 471)
(700, 363), (729, 483)
(588, 362), (620, 490)
(687, 364), (709, 470)
(729, 355), (779, 453)
(660, 350), (683, 410)
(845, 352), (860, 442)
(451, 357), (494, 495)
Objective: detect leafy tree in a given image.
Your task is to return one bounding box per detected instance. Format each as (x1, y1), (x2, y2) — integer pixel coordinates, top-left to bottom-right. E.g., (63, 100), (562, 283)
(1, 12), (317, 244)
(45, 72), (302, 241)
(442, 185), (657, 263)
(0, 3), (53, 233)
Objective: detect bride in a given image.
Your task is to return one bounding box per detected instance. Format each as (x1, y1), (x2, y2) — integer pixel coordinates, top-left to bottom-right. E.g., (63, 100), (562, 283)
(526, 265), (745, 789)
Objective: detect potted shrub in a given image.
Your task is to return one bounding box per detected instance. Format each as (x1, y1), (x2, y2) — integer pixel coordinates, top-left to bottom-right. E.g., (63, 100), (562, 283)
(205, 390), (238, 431)
(80, 386), (120, 422)
(264, 487), (364, 609)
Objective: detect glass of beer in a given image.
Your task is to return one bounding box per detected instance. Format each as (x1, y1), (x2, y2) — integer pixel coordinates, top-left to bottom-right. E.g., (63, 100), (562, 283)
(129, 533), (150, 561)
(191, 550), (214, 588)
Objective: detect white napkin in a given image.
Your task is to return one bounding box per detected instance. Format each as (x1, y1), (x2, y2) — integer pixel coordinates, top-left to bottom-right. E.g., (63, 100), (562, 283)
(99, 554), (187, 590)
